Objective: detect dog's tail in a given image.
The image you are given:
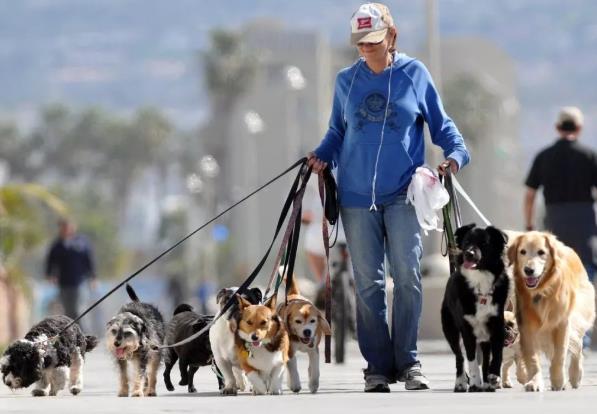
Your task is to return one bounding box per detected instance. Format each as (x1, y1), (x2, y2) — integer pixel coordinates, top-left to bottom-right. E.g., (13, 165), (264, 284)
(279, 266), (300, 296)
(125, 284), (140, 302)
(173, 303), (193, 315)
(85, 335), (99, 352)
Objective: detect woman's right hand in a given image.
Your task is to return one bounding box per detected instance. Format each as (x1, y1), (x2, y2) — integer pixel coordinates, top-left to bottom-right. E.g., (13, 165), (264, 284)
(307, 151), (328, 174)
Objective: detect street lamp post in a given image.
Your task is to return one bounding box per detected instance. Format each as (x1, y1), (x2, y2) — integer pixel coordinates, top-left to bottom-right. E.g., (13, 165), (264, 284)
(243, 111), (265, 267)
(284, 66), (306, 168)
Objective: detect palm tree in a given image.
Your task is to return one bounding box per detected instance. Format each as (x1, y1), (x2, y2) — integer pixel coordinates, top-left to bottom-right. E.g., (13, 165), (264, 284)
(201, 29), (257, 198)
(0, 183), (68, 342)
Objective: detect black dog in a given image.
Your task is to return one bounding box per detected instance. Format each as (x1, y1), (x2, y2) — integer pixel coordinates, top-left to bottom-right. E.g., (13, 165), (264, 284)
(106, 284), (165, 397)
(163, 304), (222, 393)
(1, 315), (97, 396)
(441, 223), (509, 392)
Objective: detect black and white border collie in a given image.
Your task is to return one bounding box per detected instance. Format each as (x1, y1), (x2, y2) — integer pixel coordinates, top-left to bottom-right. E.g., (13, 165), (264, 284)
(441, 224), (510, 392)
(1, 315), (97, 396)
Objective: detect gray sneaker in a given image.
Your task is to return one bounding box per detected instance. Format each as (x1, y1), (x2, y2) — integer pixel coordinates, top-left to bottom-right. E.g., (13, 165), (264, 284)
(363, 370), (391, 393)
(398, 364), (430, 390)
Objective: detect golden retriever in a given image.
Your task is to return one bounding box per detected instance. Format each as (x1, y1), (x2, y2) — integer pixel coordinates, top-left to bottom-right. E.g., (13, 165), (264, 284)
(508, 231), (595, 391)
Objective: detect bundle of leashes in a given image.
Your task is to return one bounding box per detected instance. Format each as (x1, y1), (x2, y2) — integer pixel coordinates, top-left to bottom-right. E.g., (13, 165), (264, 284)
(441, 170), (492, 273)
(51, 157), (338, 362)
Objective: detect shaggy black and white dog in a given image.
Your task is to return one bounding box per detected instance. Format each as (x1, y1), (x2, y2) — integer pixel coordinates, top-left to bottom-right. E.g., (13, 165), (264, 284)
(163, 304), (223, 393)
(1, 315), (97, 396)
(441, 224), (510, 392)
(105, 284), (165, 397)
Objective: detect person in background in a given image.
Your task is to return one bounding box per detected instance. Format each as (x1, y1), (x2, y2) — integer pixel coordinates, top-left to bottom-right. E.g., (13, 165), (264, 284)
(308, 3), (470, 392)
(524, 106), (597, 348)
(45, 218), (96, 319)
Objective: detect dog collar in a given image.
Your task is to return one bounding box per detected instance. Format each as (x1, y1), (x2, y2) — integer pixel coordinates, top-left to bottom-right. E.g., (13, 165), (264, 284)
(475, 287), (494, 305)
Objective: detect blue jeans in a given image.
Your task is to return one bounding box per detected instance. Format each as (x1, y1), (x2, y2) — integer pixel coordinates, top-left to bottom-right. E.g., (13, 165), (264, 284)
(341, 194), (423, 379)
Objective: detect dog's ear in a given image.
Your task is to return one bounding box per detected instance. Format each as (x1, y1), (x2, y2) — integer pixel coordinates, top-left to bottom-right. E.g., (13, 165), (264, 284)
(264, 294), (277, 311)
(236, 294), (252, 310)
(216, 288), (229, 305)
(455, 223), (476, 248)
(106, 316), (117, 328)
(486, 226), (508, 249)
(543, 233), (562, 270)
(247, 287), (263, 305)
(318, 312), (331, 336)
(506, 235), (521, 266)
(228, 318), (238, 333)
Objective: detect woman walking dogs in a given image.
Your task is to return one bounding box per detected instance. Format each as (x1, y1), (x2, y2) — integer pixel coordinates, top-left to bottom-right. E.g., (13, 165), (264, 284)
(308, 3), (470, 392)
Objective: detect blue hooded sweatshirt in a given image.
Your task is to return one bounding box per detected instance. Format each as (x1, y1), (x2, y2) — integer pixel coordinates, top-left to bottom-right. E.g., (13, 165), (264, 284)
(314, 53), (470, 209)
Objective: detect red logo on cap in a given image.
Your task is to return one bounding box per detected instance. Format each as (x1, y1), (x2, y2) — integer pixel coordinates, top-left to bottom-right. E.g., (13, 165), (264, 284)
(357, 17), (372, 29)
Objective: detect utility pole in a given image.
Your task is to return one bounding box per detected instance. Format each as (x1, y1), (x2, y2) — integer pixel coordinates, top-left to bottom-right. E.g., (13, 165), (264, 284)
(425, 0), (444, 255)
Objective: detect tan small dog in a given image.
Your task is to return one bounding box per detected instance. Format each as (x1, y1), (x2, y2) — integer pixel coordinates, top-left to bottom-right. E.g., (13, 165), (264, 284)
(501, 311), (526, 388)
(508, 231), (596, 391)
(277, 277), (331, 393)
(235, 295), (289, 395)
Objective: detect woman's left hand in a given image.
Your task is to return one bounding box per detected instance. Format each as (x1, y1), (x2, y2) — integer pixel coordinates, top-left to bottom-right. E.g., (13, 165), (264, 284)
(437, 158), (459, 176)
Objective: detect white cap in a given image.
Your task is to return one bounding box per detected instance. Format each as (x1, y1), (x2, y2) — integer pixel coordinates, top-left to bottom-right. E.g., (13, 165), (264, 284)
(557, 106), (584, 128)
(350, 3), (394, 45)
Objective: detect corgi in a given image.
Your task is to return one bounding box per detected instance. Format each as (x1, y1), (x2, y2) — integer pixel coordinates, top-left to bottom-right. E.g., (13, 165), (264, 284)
(277, 276), (330, 393)
(235, 294), (289, 395)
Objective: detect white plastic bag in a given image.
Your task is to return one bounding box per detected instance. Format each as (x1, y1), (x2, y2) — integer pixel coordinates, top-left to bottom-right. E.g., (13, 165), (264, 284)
(406, 166), (450, 235)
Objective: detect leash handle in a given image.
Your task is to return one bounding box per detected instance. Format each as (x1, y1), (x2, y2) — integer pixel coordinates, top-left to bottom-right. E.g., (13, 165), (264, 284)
(441, 172), (461, 275)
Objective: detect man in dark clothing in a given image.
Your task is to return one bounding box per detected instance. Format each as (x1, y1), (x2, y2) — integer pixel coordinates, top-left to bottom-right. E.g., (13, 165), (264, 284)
(45, 218), (96, 319)
(524, 106), (597, 348)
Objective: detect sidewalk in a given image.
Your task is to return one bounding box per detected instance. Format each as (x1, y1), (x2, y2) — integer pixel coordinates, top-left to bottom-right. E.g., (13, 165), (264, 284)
(2, 340), (597, 413)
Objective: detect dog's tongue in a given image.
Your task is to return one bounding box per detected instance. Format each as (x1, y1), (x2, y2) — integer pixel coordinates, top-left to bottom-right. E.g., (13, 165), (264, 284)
(463, 260), (477, 270)
(526, 277), (539, 288)
(252, 341), (261, 347)
(115, 348), (126, 358)
(300, 337), (311, 345)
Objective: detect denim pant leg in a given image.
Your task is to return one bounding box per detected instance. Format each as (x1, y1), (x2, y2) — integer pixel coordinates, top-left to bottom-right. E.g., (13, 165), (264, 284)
(384, 195), (423, 372)
(341, 206), (395, 378)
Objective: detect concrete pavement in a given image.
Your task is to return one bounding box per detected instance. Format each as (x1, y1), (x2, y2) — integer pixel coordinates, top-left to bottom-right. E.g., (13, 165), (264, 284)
(2, 340), (597, 413)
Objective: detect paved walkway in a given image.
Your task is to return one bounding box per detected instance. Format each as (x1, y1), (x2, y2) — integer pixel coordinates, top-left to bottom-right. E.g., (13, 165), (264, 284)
(2, 341), (597, 413)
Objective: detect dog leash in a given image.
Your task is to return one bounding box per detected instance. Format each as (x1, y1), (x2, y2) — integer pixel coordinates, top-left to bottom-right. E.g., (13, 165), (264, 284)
(154, 163), (314, 350)
(318, 173), (333, 364)
(54, 158), (309, 339)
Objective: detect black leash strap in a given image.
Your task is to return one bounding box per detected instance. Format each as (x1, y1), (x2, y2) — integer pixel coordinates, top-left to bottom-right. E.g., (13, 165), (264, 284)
(58, 158), (308, 336)
(318, 169), (337, 364)
(441, 172), (462, 275)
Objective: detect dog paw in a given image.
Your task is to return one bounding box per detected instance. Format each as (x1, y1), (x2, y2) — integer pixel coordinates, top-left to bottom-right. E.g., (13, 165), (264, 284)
(146, 391), (157, 397)
(550, 382), (566, 391)
(188, 386), (197, 393)
(179, 379), (188, 386)
(70, 386), (82, 396)
(502, 380), (512, 388)
(454, 374), (468, 393)
(252, 386), (267, 395)
(131, 391), (143, 397)
(309, 379), (319, 394)
(468, 384), (483, 392)
(221, 387), (237, 396)
(290, 385), (301, 393)
(485, 374), (500, 391)
(524, 381), (543, 392)
(32, 389), (48, 397)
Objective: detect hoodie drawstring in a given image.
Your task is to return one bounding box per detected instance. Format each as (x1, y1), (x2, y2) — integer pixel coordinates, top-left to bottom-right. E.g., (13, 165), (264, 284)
(369, 58), (393, 211)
